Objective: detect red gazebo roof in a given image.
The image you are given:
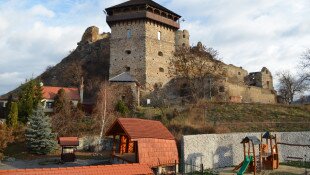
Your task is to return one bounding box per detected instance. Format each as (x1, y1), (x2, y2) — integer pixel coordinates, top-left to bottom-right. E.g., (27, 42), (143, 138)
(106, 118), (175, 140)
(58, 137), (79, 146)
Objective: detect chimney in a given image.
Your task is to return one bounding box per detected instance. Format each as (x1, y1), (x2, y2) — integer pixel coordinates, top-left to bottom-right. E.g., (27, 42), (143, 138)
(80, 77), (84, 103)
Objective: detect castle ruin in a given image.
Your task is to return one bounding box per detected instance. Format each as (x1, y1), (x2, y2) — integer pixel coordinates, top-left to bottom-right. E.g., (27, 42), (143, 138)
(105, 0), (276, 104)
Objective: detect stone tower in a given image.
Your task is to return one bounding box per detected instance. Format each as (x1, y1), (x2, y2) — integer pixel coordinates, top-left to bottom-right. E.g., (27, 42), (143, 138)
(106, 0), (182, 91)
(175, 30), (190, 48)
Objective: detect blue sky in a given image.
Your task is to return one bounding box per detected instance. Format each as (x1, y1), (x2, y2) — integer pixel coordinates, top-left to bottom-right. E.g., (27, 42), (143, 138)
(0, 0), (309, 95)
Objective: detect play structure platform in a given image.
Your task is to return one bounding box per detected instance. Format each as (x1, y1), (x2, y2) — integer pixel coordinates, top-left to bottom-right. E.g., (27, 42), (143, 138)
(234, 132), (279, 175)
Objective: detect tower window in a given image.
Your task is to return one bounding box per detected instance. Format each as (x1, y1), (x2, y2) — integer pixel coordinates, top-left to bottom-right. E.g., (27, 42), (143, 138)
(158, 51), (163, 56)
(238, 72), (241, 75)
(125, 50), (131, 54)
(157, 31), (161, 40)
(183, 34), (186, 38)
(125, 67), (130, 72)
(159, 67), (164, 72)
(182, 43), (186, 47)
(127, 29), (132, 39)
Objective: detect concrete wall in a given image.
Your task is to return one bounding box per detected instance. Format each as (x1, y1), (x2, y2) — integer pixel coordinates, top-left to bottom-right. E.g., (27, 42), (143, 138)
(181, 132), (310, 171)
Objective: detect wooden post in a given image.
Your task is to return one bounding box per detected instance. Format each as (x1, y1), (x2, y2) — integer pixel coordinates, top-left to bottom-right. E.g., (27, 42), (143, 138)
(252, 142), (256, 175)
(200, 164), (204, 175)
(112, 135), (116, 155)
(243, 143), (246, 159)
(270, 137), (274, 170)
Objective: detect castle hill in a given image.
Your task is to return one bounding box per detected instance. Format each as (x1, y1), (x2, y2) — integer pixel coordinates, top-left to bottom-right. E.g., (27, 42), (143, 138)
(0, 0), (309, 175)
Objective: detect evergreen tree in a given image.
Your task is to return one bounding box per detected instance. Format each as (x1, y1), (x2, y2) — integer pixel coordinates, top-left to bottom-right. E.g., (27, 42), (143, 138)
(53, 88), (68, 113)
(18, 79), (43, 122)
(25, 105), (56, 155)
(6, 102), (18, 128)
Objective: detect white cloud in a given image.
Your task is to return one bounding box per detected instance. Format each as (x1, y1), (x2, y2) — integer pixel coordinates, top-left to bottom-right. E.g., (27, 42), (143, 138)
(0, 0), (309, 94)
(30, 4), (55, 18)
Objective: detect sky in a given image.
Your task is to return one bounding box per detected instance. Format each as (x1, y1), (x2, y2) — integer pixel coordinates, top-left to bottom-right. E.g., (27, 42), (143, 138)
(0, 0), (309, 95)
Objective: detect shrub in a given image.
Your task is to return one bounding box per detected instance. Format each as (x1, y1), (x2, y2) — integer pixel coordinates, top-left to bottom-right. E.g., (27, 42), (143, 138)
(6, 102), (18, 128)
(0, 124), (14, 160)
(115, 100), (129, 116)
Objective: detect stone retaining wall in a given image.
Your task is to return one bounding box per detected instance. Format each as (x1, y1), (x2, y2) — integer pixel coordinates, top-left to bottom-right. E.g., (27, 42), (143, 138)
(181, 132), (310, 171)
(77, 136), (113, 152)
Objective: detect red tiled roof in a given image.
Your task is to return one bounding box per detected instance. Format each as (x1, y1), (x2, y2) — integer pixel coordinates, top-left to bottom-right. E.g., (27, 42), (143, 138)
(138, 138), (179, 167)
(0, 164), (153, 175)
(42, 86), (80, 100)
(58, 137), (79, 146)
(106, 118), (175, 140)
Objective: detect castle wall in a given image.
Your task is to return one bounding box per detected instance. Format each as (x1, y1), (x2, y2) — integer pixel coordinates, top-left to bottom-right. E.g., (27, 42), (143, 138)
(145, 21), (177, 90)
(109, 20), (147, 85)
(225, 64), (248, 85)
(226, 82), (276, 103)
(261, 68), (274, 89)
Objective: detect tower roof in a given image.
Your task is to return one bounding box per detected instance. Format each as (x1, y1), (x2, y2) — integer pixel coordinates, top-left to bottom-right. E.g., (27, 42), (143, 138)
(106, 0), (181, 18)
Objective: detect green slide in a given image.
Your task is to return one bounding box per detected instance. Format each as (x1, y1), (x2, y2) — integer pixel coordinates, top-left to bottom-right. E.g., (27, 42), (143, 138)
(237, 155), (252, 175)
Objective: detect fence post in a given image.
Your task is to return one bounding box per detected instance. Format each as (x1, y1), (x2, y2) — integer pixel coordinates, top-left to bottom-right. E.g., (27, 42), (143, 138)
(175, 160), (177, 174)
(200, 164), (204, 175)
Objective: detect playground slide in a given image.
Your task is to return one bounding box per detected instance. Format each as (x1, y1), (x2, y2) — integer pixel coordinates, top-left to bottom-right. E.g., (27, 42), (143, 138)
(237, 156), (252, 175)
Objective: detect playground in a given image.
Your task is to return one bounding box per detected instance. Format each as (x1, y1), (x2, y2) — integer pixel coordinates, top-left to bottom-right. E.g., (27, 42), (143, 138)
(220, 132), (309, 175)
(219, 165), (308, 175)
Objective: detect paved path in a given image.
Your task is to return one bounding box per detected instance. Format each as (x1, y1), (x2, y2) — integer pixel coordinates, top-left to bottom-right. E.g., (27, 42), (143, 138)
(0, 158), (108, 170)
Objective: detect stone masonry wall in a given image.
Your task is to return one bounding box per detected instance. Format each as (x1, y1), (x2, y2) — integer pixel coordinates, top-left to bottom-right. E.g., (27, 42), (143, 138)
(109, 20), (147, 85)
(225, 64), (248, 85)
(226, 82), (276, 103)
(145, 20), (177, 91)
(181, 132), (310, 171)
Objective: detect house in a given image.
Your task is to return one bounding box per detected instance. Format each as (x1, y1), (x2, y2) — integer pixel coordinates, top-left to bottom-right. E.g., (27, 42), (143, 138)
(106, 118), (179, 174)
(0, 164), (153, 175)
(41, 86), (81, 113)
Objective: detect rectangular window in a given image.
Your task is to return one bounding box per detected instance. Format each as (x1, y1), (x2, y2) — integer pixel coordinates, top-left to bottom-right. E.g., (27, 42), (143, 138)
(46, 102), (54, 109)
(158, 31), (161, 40)
(127, 29), (132, 39)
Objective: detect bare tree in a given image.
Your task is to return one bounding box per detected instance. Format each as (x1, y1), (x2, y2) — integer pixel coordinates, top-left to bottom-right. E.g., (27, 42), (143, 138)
(92, 82), (117, 144)
(169, 42), (226, 101)
(300, 49), (310, 80)
(276, 70), (309, 104)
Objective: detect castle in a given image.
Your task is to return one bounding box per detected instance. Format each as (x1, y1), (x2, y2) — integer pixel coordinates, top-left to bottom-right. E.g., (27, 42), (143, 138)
(104, 0), (277, 104)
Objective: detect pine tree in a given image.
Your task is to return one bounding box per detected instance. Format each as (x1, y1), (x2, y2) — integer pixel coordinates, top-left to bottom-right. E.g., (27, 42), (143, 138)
(25, 105), (56, 155)
(6, 102), (18, 128)
(18, 79), (43, 123)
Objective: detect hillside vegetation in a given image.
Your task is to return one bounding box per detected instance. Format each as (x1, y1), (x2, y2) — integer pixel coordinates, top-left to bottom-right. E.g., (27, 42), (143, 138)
(136, 102), (310, 139)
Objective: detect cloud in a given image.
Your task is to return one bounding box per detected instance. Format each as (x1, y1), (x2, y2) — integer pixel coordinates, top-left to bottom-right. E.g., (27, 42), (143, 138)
(0, 0), (309, 94)
(30, 4), (55, 18)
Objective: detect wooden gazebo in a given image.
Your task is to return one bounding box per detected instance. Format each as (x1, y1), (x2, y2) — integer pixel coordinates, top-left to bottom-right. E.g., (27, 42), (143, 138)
(106, 118), (179, 173)
(58, 137), (79, 162)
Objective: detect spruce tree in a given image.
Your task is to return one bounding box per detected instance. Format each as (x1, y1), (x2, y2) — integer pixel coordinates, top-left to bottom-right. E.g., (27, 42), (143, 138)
(6, 102), (18, 128)
(25, 105), (56, 155)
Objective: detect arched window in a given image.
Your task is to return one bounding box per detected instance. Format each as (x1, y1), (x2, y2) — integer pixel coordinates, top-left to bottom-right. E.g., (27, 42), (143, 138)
(158, 51), (163, 56)
(125, 50), (131, 55)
